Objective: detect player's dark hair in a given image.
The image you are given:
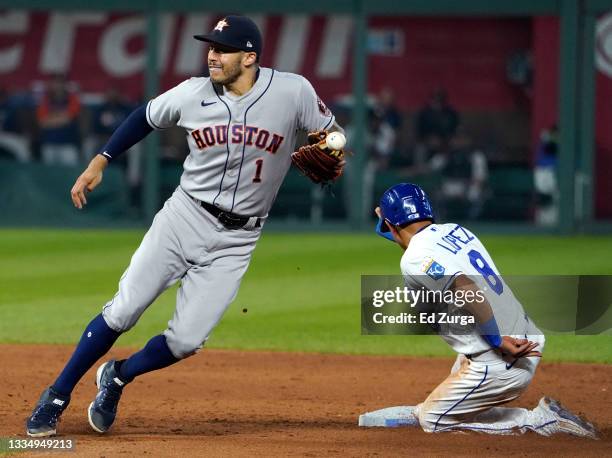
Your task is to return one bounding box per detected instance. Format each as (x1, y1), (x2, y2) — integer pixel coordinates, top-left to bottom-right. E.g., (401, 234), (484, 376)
(398, 218), (433, 230)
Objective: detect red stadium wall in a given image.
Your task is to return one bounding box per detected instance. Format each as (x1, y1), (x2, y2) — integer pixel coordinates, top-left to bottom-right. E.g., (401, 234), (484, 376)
(366, 17), (531, 110)
(532, 17), (559, 150)
(0, 11), (610, 217)
(0, 12), (529, 109)
(532, 15), (612, 218)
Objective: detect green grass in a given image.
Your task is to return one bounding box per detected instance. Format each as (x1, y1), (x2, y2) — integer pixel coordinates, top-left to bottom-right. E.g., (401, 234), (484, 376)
(0, 229), (611, 363)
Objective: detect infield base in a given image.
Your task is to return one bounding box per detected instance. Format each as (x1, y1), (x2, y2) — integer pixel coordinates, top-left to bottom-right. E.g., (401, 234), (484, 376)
(358, 406), (419, 427)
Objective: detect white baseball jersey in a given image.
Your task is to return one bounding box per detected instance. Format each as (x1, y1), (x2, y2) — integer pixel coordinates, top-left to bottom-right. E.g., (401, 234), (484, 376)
(145, 67), (335, 216)
(362, 224), (564, 437)
(401, 223), (531, 356)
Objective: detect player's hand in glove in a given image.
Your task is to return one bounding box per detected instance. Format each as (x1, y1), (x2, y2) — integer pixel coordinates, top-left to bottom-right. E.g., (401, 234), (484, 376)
(70, 154), (109, 209)
(291, 130), (346, 184)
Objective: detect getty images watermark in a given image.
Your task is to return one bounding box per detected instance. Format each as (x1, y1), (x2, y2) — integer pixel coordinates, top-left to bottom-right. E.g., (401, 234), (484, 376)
(361, 275), (612, 335)
(371, 286), (485, 326)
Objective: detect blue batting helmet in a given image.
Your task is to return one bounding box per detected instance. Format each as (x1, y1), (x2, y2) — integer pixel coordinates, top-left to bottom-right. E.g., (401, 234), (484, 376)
(378, 183), (435, 238)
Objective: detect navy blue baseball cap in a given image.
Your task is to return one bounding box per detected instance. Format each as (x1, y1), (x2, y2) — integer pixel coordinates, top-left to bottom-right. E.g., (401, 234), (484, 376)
(194, 16), (262, 56)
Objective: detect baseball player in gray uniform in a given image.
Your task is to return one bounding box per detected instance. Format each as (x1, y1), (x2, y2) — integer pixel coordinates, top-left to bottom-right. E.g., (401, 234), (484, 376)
(26, 15), (345, 437)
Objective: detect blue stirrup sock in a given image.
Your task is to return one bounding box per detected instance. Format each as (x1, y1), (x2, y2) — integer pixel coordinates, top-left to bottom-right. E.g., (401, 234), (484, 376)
(52, 313), (121, 396)
(117, 334), (180, 383)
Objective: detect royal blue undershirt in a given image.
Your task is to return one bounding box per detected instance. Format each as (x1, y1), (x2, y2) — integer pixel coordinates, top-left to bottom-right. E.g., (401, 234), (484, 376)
(479, 317), (502, 348)
(99, 103), (153, 161)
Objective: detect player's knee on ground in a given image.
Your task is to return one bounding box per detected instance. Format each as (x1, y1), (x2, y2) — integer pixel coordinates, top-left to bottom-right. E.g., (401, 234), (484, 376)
(416, 403), (438, 433)
(418, 403), (479, 433)
(164, 332), (205, 359)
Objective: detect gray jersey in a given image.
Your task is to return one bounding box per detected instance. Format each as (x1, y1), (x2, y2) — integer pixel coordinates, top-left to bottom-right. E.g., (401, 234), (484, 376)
(146, 67), (335, 216)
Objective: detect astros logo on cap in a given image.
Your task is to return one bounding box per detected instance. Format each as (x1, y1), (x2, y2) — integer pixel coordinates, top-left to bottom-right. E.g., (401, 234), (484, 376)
(214, 18), (229, 31)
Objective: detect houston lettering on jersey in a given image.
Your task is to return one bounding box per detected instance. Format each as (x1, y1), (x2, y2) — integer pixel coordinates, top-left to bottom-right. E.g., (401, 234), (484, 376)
(191, 125), (284, 154)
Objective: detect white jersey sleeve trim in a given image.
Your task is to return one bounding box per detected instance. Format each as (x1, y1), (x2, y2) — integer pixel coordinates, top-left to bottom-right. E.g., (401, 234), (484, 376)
(441, 271), (463, 292)
(145, 100), (165, 131)
(321, 113), (335, 132)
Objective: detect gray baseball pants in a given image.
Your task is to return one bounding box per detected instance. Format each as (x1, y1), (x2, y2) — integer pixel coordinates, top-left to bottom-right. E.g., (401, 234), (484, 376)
(102, 186), (261, 358)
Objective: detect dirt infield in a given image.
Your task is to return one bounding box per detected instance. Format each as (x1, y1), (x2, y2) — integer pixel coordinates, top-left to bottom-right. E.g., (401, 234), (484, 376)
(1, 345), (610, 457)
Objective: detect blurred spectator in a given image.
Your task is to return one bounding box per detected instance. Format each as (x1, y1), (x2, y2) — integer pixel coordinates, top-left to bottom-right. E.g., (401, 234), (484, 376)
(88, 86), (142, 209)
(397, 134), (446, 176)
(376, 87), (402, 168)
(378, 87), (402, 130)
(416, 89), (459, 142)
(344, 108), (397, 220)
(367, 108), (397, 170)
(91, 87), (133, 151)
(534, 125), (559, 226)
(344, 107), (396, 168)
(36, 74), (82, 166)
(0, 88), (20, 133)
(429, 128), (488, 220)
(0, 88), (30, 161)
(413, 89), (459, 169)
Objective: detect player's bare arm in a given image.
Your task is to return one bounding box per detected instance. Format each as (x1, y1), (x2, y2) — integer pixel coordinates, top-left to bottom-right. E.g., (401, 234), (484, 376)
(451, 274), (540, 358)
(70, 154), (108, 209)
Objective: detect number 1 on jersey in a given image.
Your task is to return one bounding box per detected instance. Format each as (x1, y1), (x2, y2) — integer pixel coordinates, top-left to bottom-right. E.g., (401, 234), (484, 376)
(253, 159), (263, 183)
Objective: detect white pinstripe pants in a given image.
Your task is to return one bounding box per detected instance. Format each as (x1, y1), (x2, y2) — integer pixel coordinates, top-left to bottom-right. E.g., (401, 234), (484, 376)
(416, 333), (559, 435)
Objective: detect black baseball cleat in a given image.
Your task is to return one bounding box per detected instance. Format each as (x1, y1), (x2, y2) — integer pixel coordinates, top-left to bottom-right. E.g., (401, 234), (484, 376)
(26, 387), (71, 437)
(88, 360), (128, 433)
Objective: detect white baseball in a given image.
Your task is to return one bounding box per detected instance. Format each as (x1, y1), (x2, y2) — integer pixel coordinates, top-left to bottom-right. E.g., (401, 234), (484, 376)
(325, 132), (346, 150)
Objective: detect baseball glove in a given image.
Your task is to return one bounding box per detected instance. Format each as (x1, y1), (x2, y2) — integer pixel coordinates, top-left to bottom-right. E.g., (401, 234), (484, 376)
(291, 130), (345, 184)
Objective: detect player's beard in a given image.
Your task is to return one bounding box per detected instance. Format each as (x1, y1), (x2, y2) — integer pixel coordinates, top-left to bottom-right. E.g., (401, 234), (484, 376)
(209, 59), (242, 86)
